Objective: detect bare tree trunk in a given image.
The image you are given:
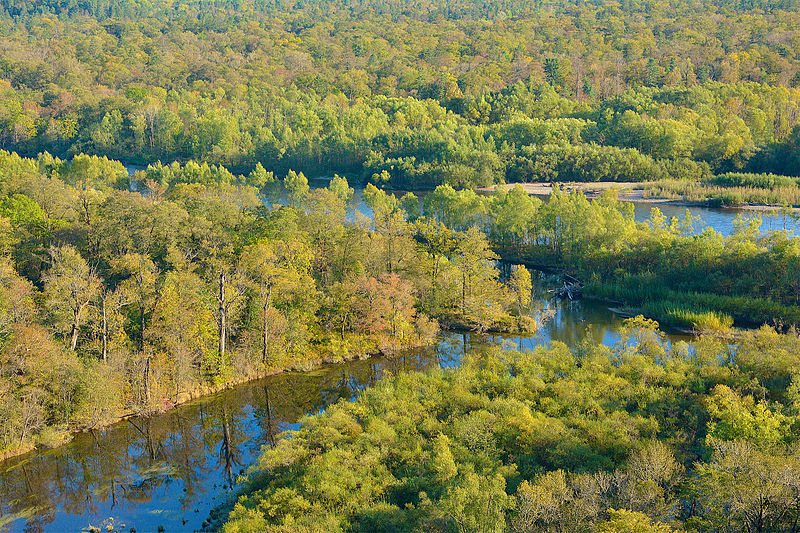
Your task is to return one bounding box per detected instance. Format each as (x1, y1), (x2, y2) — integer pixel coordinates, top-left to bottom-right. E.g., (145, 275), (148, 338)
(262, 285), (272, 365)
(143, 356), (151, 404)
(70, 305), (82, 351)
(431, 256), (440, 311)
(218, 269), (226, 371)
(140, 306), (146, 351)
(101, 294), (108, 362)
(461, 271), (466, 317)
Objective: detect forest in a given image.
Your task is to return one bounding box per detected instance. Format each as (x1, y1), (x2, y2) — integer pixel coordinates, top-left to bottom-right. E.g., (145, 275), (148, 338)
(220, 320), (800, 532)
(1, 0), (800, 530)
(1, 148), (798, 514)
(1, 0), (800, 194)
(416, 183), (800, 330)
(0, 150), (542, 458)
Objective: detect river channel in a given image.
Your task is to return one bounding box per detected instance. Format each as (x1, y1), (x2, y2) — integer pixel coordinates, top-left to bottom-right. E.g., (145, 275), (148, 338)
(0, 186), (796, 532)
(0, 267), (695, 533)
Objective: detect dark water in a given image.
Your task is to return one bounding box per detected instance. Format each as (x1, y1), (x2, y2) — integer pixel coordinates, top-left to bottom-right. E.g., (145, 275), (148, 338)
(125, 169), (798, 237)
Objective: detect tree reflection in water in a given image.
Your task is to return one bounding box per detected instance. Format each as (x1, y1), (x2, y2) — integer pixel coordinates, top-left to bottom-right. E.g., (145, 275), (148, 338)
(218, 408), (242, 489)
(0, 343), (448, 533)
(0, 287), (689, 533)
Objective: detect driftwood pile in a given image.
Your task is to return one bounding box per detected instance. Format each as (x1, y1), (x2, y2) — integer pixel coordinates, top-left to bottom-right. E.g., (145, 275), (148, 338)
(551, 274), (583, 300)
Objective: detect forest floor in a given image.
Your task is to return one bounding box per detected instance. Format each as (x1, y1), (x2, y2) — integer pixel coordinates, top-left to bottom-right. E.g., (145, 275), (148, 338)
(478, 182), (800, 212)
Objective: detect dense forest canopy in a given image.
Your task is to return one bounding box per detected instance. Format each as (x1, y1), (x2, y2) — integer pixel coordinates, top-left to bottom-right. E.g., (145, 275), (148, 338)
(1, 0), (800, 186)
(1, 0), (800, 530)
(0, 146), (797, 462)
(0, 149), (549, 458)
(417, 183), (800, 330)
(221, 321), (800, 532)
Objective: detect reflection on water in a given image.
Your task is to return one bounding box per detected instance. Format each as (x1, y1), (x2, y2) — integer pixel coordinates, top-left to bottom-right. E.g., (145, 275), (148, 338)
(630, 201), (798, 236)
(0, 271), (691, 532)
(0, 352), (450, 532)
(12, 177), (784, 531)
(337, 185), (798, 237)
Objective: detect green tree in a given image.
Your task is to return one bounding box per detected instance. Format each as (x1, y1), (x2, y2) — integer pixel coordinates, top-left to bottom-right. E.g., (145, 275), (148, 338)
(247, 162), (274, 190)
(329, 174), (354, 204)
(43, 245), (100, 351)
(508, 264), (532, 319)
(284, 170), (309, 209)
(433, 471), (512, 533)
(598, 509), (673, 533)
(450, 227), (504, 331)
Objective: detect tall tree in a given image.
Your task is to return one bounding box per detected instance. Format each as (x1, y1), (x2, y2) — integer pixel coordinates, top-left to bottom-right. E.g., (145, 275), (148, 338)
(450, 227), (504, 331)
(43, 245), (100, 351)
(112, 253), (158, 350)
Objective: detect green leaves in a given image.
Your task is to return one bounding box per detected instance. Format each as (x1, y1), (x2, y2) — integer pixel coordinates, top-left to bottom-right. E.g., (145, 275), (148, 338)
(705, 385), (795, 447)
(283, 170), (309, 209)
(222, 325), (800, 532)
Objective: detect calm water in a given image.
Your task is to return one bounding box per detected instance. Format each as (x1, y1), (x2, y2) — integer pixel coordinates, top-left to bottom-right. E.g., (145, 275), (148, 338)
(334, 184), (797, 237)
(629, 201), (798, 236)
(0, 269), (693, 533)
(0, 180), (781, 532)
(0, 353), (451, 533)
(126, 168), (798, 237)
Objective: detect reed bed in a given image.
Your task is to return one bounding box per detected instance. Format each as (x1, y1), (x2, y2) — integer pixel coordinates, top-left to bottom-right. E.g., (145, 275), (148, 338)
(642, 172), (800, 206)
(585, 280), (800, 328)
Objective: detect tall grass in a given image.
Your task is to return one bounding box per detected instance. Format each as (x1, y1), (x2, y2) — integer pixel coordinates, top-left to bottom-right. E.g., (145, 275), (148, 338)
(585, 280), (800, 328)
(642, 172), (800, 206)
(640, 301), (733, 332)
(710, 173), (800, 189)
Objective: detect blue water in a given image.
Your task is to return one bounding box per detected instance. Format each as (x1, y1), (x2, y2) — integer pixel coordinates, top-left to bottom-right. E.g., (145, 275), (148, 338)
(322, 183), (798, 237)
(2, 175), (783, 532)
(125, 163), (798, 237)
(630, 201), (798, 236)
(0, 267), (693, 533)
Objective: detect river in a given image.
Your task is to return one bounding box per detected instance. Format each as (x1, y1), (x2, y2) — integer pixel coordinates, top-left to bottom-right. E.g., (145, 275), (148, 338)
(331, 183), (797, 237)
(0, 184), (794, 532)
(0, 267), (692, 533)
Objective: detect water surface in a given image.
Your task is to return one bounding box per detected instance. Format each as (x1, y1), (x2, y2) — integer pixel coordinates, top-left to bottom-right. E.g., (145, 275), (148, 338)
(0, 184), (768, 532)
(0, 271), (691, 533)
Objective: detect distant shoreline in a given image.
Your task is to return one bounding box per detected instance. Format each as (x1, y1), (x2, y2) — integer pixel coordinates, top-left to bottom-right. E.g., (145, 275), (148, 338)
(477, 182), (800, 213)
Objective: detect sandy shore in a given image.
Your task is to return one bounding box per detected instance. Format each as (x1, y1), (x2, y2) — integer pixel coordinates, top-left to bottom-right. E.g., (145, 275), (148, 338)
(478, 182), (692, 204)
(478, 181), (639, 197)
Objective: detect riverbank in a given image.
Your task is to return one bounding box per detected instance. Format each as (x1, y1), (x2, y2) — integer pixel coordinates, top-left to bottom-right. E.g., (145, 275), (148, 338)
(0, 280), (713, 533)
(479, 181), (693, 204)
(478, 182), (800, 213)
(0, 303), (553, 465)
(0, 335), (434, 465)
(0, 363), (284, 463)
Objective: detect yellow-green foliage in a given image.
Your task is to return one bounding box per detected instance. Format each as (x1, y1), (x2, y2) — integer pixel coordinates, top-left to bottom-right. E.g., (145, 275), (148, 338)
(0, 157), (531, 457)
(221, 326), (800, 532)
